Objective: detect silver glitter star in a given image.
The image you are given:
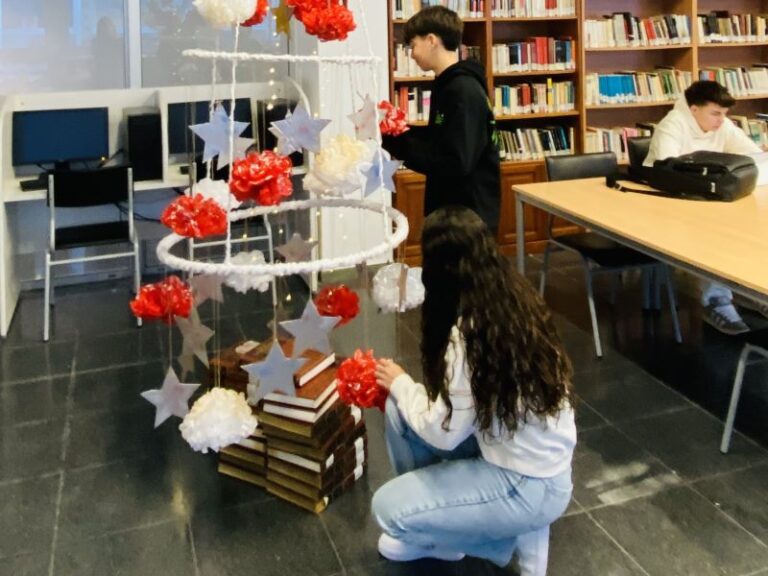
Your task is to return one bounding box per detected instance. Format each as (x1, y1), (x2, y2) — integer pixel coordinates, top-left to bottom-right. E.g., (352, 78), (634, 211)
(189, 274), (225, 306)
(348, 94), (379, 141)
(275, 233), (318, 263)
(176, 310), (214, 368)
(279, 300), (340, 357)
(140, 368), (200, 428)
(243, 341), (303, 405)
(268, 103), (330, 154)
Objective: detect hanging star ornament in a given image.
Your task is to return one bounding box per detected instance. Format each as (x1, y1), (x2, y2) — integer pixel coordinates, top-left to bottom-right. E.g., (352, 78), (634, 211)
(279, 300), (340, 357)
(189, 274), (225, 306)
(140, 368), (200, 428)
(242, 342), (303, 405)
(362, 149), (402, 196)
(274, 0), (292, 36)
(175, 309), (215, 367)
(177, 351), (196, 378)
(268, 103), (330, 155)
(189, 104), (250, 165)
(348, 94), (379, 141)
(275, 232), (318, 263)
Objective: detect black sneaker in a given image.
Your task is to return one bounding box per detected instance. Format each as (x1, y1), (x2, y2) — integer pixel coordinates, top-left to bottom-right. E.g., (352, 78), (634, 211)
(702, 304), (750, 335)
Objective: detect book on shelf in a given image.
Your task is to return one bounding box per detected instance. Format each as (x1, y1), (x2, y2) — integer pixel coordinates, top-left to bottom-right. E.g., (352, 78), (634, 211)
(698, 66), (768, 97)
(497, 126), (573, 161)
(584, 69), (692, 106)
(394, 86), (432, 123)
(493, 79), (575, 115)
(585, 126), (653, 163)
(490, 0), (575, 18)
(697, 12), (768, 44)
(584, 14), (691, 48)
(492, 37), (575, 74)
(392, 0), (485, 20)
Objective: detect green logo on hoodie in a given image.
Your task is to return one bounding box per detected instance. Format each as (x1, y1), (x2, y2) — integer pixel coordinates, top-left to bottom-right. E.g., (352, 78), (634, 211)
(434, 112), (445, 126)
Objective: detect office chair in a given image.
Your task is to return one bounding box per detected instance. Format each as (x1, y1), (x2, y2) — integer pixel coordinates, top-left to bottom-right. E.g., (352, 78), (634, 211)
(540, 152), (682, 357)
(44, 165), (141, 341)
(627, 136), (652, 168)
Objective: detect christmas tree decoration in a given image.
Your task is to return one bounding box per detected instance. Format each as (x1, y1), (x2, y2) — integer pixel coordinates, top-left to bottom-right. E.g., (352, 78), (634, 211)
(348, 94), (379, 141)
(274, 0), (293, 36)
(225, 250), (272, 294)
(289, 0), (356, 42)
(176, 310), (215, 368)
(180, 387), (258, 453)
(337, 349), (387, 411)
(268, 103), (330, 154)
(275, 232), (317, 263)
(241, 0), (269, 26)
(314, 284), (359, 326)
(194, 0), (255, 28)
(160, 194), (228, 238)
(280, 300), (340, 356)
(378, 100), (410, 136)
(130, 276), (193, 324)
(189, 274), (225, 306)
(229, 150), (293, 205)
(360, 149), (401, 196)
(190, 104), (250, 165)
(372, 263), (425, 313)
(141, 368), (201, 428)
(178, 351), (196, 378)
(193, 177), (242, 210)
(242, 341), (304, 405)
(302, 134), (373, 196)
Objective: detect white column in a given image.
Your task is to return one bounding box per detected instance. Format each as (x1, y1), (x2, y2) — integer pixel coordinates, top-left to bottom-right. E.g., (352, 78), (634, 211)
(125, 0), (142, 88)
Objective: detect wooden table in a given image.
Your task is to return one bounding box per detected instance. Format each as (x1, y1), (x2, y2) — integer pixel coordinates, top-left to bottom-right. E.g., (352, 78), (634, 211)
(513, 177), (768, 304)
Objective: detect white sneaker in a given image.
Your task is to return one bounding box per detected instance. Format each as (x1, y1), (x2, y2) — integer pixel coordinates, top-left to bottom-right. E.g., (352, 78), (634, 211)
(702, 303), (750, 335)
(377, 533), (465, 562)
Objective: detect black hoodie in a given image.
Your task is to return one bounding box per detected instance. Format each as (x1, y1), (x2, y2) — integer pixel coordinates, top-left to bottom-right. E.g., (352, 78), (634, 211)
(383, 59), (500, 231)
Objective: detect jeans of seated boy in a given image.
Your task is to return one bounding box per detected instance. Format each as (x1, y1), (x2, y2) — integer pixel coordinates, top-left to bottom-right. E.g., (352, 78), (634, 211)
(701, 281), (733, 308)
(372, 396), (573, 573)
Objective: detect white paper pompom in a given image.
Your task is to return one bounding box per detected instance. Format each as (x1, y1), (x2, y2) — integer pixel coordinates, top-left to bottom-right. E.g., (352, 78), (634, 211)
(373, 263), (425, 313)
(303, 135), (374, 197)
(192, 177), (242, 209)
(194, 0), (254, 28)
(179, 387), (257, 453)
(225, 250), (272, 294)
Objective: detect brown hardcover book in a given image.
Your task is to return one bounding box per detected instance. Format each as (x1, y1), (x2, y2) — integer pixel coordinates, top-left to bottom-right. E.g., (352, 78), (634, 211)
(268, 462), (367, 503)
(267, 417), (365, 461)
(260, 405), (363, 448)
(263, 365), (338, 411)
(267, 437), (368, 488)
(220, 445), (267, 471)
(220, 452), (266, 475)
(267, 465), (366, 513)
(257, 398), (350, 439)
(218, 462), (267, 488)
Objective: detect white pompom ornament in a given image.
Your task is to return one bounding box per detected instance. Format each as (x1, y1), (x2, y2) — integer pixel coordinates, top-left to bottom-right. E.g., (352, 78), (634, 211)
(179, 387), (257, 453)
(193, 0), (255, 28)
(225, 250), (272, 294)
(303, 135), (374, 197)
(373, 263), (425, 313)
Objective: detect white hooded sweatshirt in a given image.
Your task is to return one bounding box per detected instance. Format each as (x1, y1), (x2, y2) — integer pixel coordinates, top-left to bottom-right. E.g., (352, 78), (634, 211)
(643, 97), (760, 167)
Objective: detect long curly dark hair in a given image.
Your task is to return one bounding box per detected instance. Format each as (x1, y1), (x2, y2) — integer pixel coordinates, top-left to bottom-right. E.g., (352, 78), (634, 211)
(420, 205), (573, 435)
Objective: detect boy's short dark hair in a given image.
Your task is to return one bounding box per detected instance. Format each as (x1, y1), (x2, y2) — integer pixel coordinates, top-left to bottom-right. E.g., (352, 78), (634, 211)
(403, 6), (463, 52)
(684, 80), (736, 108)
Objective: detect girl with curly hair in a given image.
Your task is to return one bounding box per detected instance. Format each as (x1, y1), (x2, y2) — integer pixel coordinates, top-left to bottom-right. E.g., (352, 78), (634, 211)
(372, 205), (576, 575)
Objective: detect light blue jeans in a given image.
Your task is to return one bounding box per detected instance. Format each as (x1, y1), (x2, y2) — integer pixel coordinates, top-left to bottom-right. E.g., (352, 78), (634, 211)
(372, 397), (573, 569)
(702, 281), (733, 307)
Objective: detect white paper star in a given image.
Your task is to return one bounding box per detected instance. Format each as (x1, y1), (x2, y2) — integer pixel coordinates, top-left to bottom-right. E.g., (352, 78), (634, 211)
(189, 104), (249, 164)
(176, 310), (215, 368)
(189, 274), (225, 306)
(178, 351), (196, 378)
(279, 300), (340, 357)
(140, 368), (200, 428)
(348, 94), (379, 141)
(275, 233), (318, 263)
(268, 103), (330, 154)
(361, 149), (402, 196)
(242, 341), (304, 405)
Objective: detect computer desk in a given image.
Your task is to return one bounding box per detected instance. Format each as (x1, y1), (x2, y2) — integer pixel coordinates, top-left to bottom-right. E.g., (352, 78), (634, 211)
(513, 177), (768, 305)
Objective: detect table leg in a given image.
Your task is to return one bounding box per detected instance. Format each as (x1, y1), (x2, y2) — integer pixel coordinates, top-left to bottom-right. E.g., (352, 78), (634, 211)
(516, 195), (525, 274)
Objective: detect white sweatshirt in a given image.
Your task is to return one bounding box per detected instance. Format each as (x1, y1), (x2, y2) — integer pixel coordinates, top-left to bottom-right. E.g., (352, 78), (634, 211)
(389, 327), (576, 478)
(643, 97), (760, 166)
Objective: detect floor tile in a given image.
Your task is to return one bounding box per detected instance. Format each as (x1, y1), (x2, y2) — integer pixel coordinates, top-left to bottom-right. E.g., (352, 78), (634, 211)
(0, 341), (75, 383)
(0, 552), (50, 576)
(572, 426), (681, 509)
(193, 499), (342, 576)
(0, 376), (68, 426)
(0, 420), (65, 481)
(548, 513), (647, 576)
(75, 330), (164, 372)
(573, 399), (608, 431)
(55, 520), (195, 576)
(617, 407), (768, 481)
(590, 486), (768, 576)
(0, 475), (58, 559)
(70, 362), (165, 416)
(694, 463), (768, 545)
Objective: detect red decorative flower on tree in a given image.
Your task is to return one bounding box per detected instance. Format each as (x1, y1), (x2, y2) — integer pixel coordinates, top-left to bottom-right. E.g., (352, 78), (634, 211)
(287, 0), (355, 42)
(230, 150), (293, 205)
(314, 284), (359, 326)
(130, 275), (193, 324)
(378, 100), (410, 136)
(241, 0), (269, 26)
(336, 349), (387, 411)
(161, 194), (227, 238)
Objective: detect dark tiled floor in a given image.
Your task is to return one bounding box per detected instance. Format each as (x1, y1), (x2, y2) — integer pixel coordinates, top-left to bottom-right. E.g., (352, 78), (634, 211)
(1, 253), (767, 575)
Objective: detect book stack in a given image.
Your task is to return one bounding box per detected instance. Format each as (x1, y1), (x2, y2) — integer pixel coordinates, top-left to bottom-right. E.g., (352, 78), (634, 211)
(211, 339), (368, 513)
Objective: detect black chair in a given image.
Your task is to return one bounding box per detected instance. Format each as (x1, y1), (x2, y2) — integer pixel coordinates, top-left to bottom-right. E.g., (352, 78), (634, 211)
(541, 152), (681, 357)
(44, 165), (141, 341)
(627, 136), (652, 168)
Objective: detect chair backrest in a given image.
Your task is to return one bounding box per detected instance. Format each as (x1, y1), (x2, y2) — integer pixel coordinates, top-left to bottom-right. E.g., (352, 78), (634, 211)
(545, 152), (618, 182)
(627, 137), (652, 168)
(48, 165), (132, 208)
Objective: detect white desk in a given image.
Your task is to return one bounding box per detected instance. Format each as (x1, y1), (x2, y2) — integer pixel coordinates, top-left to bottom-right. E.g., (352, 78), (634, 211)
(513, 177), (768, 304)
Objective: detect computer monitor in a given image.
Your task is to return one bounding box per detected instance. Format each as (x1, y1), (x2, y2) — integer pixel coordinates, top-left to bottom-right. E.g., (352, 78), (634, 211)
(12, 107), (109, 169)
(167, 98), (253, 156)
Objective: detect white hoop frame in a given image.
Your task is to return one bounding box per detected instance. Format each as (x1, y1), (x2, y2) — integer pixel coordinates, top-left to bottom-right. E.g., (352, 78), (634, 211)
(156, 198), (408, 277)
(183, 49), (382, 65)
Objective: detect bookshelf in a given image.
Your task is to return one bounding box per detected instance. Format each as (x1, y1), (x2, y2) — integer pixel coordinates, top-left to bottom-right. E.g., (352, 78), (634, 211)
(388, 0), (768, 263)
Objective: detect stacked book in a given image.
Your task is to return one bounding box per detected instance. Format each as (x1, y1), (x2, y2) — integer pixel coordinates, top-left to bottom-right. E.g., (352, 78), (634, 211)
(210, 339), (368, 514)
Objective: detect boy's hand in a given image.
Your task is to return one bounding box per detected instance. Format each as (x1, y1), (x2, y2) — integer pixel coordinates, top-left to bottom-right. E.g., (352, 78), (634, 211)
(375, 358), (405, 391)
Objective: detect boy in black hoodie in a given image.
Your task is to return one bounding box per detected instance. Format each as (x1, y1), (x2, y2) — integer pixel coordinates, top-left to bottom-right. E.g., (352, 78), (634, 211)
(382, 6), (501, 232)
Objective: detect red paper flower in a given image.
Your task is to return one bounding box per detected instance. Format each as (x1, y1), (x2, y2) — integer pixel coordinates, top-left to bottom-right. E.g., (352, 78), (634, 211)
(241, 0), (269, 26)
(288, 0), (355, 42)
(130, 275), (193, 324)
(161, 194), (227, 238)
(230, 150), (293, 205)
(314, 284), (359, 326)
(378, 100), (410, 136)
(336, 349), (388, 411)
